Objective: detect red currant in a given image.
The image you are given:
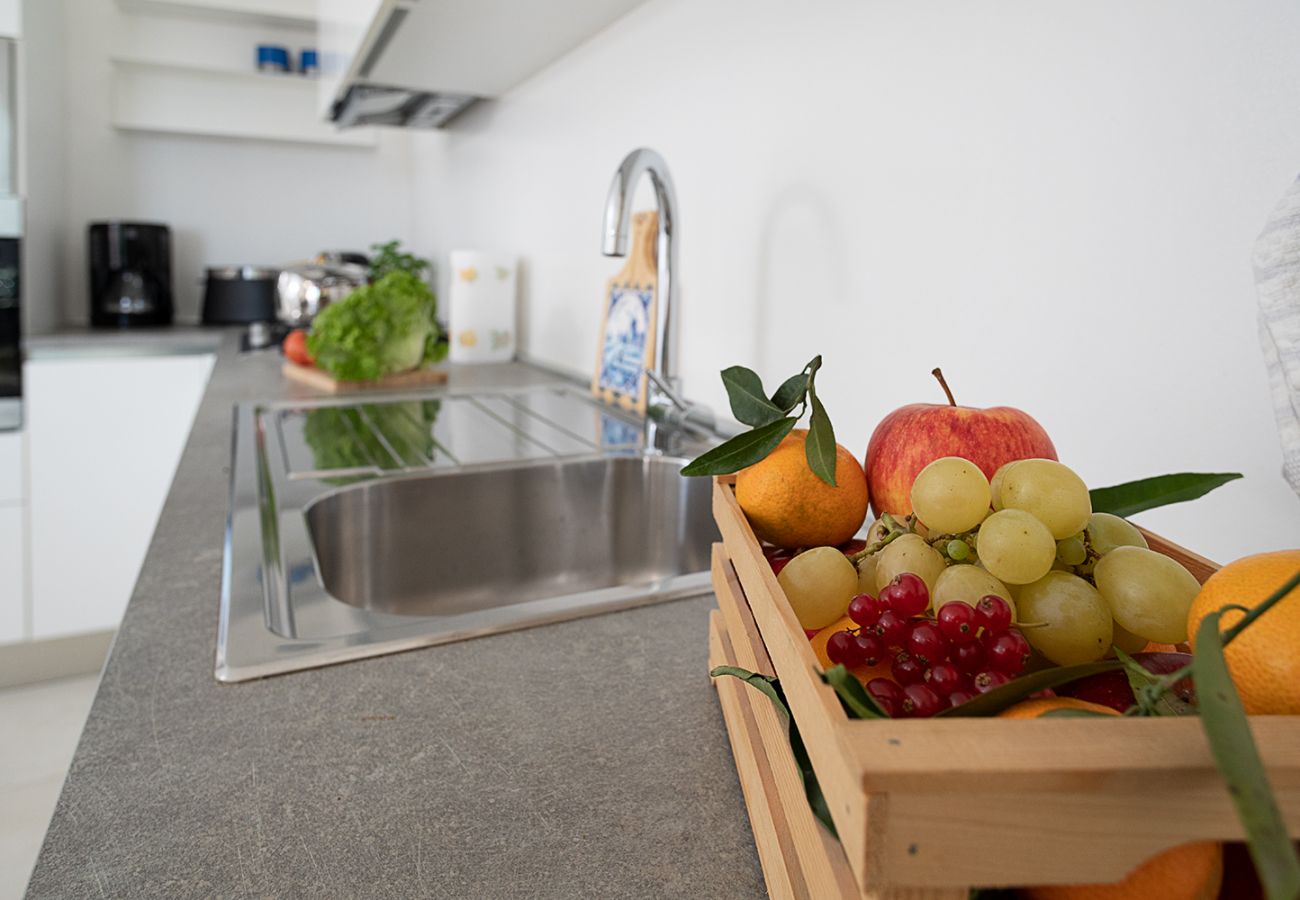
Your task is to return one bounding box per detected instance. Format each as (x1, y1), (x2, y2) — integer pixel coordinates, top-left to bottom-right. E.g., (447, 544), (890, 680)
(847, 593), (881, 627)
(975, 595), (1013, 634)
(900, 683), (944, 718)
(906, 621), (949, 666)
(880, 573), (929, 617)
(826, 630), (864, 667)
(866, 677), (904, 717)
(924, 661), (966, 697)
(936, 601), (978, 644)
(853, 633), (884, 668)
(891, 651), (925, 686)
(950, 640), (986, 674)
(947, 688), (977, 708)
(986, 630), (1031, 675)
(973, 670), (1012, 693)
(874, 610), (909, 646)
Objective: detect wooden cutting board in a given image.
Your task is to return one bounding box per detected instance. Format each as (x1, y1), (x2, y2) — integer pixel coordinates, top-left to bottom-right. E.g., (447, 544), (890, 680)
(591, 210), (658, 414)
(282, 361), (449, 394)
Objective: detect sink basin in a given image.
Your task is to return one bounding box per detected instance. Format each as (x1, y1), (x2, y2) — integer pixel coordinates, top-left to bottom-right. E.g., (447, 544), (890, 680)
(216, 384), (719, 682)
(306, 457), (714, 618)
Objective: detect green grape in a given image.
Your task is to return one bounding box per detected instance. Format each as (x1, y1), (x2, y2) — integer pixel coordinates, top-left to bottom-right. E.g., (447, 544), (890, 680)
(1016, 571), (1114, 665)
(910, 457), (992, 534)
(996, 458), (1091, 540)
(1094, 546), (1200, 643)
(777, 546), (859, 630)
(946, 539), (970, 561)
(975, 509), (1056, 584)
(931, 564), (1015, 616)
(989, 460), (1023, 511)
(1111, 620), (1149, 655)
(1056, 533), (1087, 567)
(857, 552), (879, 597)
(874, 533), (947, 596)
(1087, 512), (1148, 556)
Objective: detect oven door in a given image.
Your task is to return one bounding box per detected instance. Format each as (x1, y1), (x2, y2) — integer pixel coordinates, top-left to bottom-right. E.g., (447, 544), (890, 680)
(0, 233), (19, 431)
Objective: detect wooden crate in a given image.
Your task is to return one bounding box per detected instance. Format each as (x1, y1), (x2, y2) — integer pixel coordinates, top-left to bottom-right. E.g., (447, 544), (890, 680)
(709, 475), (1300, 897)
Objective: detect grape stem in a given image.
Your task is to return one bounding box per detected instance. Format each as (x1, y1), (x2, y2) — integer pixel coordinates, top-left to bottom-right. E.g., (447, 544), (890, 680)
(931, 368), (957, 407)
(1131, 568), (1300, 713)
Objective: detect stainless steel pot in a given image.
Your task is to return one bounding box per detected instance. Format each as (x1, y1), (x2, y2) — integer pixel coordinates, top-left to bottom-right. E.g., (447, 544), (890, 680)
(275, 262), (368, 327)
(202, 265), (280, 325)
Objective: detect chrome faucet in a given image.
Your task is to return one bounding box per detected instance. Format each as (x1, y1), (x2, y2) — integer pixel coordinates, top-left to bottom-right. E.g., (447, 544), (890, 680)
(602, 147), (679, 391)
(602, 149), (714, 441)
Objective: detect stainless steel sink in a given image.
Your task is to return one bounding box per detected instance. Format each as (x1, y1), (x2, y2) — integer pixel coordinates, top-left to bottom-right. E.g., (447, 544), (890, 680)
(217, 383), (719, 682)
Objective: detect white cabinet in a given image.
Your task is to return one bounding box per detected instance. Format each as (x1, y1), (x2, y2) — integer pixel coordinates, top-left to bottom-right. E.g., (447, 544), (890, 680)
(0, 0), (19, 39)
(0, 504), (22, 644)
(0, 430), (21, 502)
(26, 354), (214, 640)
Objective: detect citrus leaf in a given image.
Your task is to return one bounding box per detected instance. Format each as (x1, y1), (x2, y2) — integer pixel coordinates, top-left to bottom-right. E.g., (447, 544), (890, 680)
(720, 366), (786, 427)
(711, 666), (837, 836)
(1192, 613), (1300, 900)
(806, 394), (838, 488)
(770, 372), (809, 412)
(710, 665), (788, 718)
(820, 665), (889, 719)
(681, 417), (797, 477)
(935, 660), (1123, 717)
(1089, 472), (1242, 518)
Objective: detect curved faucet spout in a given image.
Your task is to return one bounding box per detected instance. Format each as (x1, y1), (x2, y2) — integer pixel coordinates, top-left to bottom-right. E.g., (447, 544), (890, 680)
(601, 147), (679, 389)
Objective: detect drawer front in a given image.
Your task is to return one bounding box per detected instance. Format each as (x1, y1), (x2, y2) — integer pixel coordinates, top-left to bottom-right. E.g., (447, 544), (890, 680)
(0, 430), (22, 503)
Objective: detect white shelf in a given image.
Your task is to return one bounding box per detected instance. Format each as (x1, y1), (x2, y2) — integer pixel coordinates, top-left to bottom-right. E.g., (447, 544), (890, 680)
(115, 0), (316, 32)
(109, 58), (377, 148)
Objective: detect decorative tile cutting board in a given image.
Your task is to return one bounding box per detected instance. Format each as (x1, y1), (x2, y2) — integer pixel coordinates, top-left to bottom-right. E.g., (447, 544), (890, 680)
(591, 210), (658, 415)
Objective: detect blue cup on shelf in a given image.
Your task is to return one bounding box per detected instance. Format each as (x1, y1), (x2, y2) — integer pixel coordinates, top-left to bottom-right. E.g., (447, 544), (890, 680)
(256, 45), (291, 73)
(299, 48), (319, 76)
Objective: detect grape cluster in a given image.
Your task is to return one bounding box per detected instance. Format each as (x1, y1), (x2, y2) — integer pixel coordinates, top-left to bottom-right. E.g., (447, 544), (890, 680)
(825, 573), (1030, 718)
(854, 456), (1202, 666)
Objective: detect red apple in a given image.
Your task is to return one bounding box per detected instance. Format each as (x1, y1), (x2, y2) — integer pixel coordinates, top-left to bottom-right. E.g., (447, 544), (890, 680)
(864, 369), (1057, 518)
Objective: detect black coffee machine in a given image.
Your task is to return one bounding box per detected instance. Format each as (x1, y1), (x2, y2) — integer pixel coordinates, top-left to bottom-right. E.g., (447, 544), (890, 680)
(89, 221), (174, 328)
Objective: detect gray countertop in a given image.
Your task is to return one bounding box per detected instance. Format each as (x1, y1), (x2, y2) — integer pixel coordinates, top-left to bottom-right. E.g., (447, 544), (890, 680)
(24, 325), (224, 360)
(25, 335), (765, 899)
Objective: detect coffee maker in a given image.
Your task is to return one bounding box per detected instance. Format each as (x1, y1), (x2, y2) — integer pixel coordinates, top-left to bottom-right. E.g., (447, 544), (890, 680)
(89, 221), (173, 328)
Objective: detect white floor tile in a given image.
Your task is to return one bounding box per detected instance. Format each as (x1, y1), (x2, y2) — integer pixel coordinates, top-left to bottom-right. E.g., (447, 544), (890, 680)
(0, 674), (99, 900)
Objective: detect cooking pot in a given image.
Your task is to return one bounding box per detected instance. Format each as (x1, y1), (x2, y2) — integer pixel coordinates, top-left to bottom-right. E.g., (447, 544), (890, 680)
(276, 261), (368, 327)
(202, 266), (280, 324)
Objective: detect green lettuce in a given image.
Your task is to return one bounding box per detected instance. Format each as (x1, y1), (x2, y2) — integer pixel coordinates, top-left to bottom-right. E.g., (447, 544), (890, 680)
(306, 271), (445, 382)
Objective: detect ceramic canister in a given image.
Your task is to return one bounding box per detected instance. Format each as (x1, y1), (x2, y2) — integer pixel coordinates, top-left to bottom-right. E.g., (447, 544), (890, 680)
(448, 251), (517, 364)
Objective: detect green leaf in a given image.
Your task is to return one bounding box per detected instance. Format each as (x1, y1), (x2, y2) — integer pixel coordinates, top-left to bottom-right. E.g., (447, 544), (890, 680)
(681, 417), (797, 477)
(711, 666), (837, 836)
(1114, 647), (1195, 717)
(820, 665), (889, 719)
(935, 660), (1123, 717)
(1192, 613), (1300, 900)
(805, 393), (838, 488)
(1089, 472), (1243, 518)
(770, 372), (809, 412)
(710, 666), (789, 718)
(720, 366), (786, 427)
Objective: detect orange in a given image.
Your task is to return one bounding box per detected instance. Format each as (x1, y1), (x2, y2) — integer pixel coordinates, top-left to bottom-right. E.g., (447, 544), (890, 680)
(997, 697), (1120, 719)
(1022, 841), (1222, 900)
(1187, 550), (1300, 714)
(808, 615), (892, 683)
(736, 430), (869, 551)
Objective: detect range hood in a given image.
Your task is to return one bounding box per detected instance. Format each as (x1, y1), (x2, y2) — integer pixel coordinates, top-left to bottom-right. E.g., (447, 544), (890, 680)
(319, 0), (648, 130)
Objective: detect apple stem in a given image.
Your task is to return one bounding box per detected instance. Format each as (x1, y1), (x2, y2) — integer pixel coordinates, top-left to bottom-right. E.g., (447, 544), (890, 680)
(931, 368), (957, 407)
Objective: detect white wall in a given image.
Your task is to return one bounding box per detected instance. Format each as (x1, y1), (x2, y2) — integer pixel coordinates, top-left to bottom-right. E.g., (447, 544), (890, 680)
(411, 0), (1300, 563)
(20, 0), (66, 336)
(30, 0), (419, 329)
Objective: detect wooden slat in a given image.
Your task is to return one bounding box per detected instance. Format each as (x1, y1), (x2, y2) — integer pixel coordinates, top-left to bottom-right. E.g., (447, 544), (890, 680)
(710, 611), (807, 900)
(712, 548), (862, 900)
